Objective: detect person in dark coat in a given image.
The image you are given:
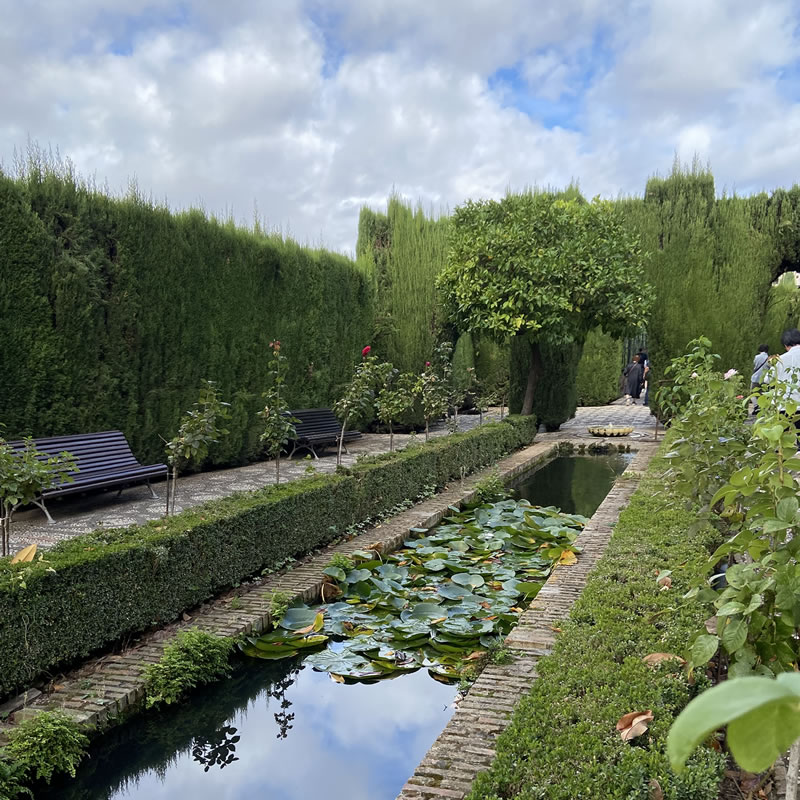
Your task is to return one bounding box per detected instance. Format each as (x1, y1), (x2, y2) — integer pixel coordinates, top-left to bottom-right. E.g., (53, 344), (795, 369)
(623, 355), (644, 405)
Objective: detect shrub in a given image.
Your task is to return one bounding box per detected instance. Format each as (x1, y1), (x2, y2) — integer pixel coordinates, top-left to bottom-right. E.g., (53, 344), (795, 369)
(5, 710), (88, 784)
(467, 456), (726, 800)
(143, 630), (233, 708)
(0, 415), (537, 698)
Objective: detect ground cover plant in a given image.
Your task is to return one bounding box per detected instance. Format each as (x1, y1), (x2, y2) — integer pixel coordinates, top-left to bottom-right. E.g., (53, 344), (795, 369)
(466, 460), (726, 800)
(240, 498), (587, 682)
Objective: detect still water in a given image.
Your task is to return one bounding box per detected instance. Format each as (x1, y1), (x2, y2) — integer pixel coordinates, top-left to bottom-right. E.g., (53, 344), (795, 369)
(513, 453), (631, 517)
(44, 659), (456, 800)
(46, 454), (630, 800)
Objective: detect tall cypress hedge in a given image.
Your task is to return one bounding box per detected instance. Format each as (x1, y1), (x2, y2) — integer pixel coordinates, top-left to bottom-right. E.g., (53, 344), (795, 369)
(0, 164), (373, 464)
(618, 161), (800, 407)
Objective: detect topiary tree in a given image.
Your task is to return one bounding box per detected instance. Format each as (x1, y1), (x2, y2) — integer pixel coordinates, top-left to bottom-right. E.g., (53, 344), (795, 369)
(438, 192), (649, 415)
(164, 380), (230, 515)
(258, 341), (298, 485)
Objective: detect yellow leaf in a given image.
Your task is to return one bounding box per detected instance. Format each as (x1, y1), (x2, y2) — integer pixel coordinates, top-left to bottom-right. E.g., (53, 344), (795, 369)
(330, 673), (345, 683)
(11, 544), (37, 564)
(558, 550), (578, 566)
(642, 652), (686, 668)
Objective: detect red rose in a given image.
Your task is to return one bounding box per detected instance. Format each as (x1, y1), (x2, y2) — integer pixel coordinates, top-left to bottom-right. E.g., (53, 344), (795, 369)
(362, 346), (371, 357)
(425, 361), (431, 367)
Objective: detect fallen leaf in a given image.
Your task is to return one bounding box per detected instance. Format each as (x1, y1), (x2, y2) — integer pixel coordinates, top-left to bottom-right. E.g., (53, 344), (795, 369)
(649, 779), (664, 800)
(642, 653), (686, 668)
(704, 616), (718, 634)
(330, 673), (345, 683)
(658, 576), (672, 590)
(550, 626), (562, 633)
(465, 651), (484, 661)
(616, 709), (654, 741)
(182, 612), (192, 621)
(558, 551), (578, 566)
(10, 544), (37, 564)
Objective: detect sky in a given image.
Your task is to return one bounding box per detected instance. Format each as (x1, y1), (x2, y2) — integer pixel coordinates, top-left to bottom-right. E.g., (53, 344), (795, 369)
(1, 0), (799, 253)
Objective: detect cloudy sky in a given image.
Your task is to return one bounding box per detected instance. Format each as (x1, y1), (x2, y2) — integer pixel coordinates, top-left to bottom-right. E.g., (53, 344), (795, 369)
(2, 0), (799, 252)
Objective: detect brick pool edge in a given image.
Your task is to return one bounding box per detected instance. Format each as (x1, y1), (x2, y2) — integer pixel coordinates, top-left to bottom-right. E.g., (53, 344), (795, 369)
(396, 442), (658, 800)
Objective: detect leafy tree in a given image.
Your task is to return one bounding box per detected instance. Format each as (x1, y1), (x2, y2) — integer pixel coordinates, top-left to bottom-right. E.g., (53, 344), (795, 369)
(257, 341), (298, 485)
(0, 438), (76, 557)
(375, 370), (417, 452)
(333, 348), (391, 465)
(438, 192), (649, 415)
(416, 361), (449, 441)
(164, 381), (230, 515)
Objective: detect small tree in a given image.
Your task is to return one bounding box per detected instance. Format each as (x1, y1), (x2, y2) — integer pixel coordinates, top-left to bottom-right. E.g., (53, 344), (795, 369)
(258, 341), (298, 485)
(416, 361), (449, 441)
(376, 370), (417, 451)
(0, 438), (77, 556)
(333, 346), (388, 465)
(438, 193), (648, 415)
(164, 381), (230, 515)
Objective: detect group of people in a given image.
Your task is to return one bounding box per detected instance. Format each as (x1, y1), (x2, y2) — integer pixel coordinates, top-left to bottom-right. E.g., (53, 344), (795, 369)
(622, 348), (650, 406)
(750, 328), (800, 406)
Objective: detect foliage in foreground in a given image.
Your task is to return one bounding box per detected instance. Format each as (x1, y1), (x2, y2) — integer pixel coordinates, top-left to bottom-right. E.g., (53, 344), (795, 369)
(143, 629), (233, 708)
(5, 709), (88, 786)
(468, 463), (725, 800)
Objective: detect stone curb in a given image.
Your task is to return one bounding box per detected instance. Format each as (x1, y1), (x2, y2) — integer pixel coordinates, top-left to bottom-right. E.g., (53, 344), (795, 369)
(4, 437), (570, 735)
(395, 444), (658, 800)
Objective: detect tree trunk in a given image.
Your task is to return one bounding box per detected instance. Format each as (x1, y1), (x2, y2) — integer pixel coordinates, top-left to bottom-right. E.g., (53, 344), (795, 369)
(520, 340), (543, 416)
(337, 418), (348, 465)
(389, 422), (394, 452)
(787, 738), (800, 800)
(479, 408), (484, 426)
(425, 420), (429, 442)
(275, 454), (280, 486)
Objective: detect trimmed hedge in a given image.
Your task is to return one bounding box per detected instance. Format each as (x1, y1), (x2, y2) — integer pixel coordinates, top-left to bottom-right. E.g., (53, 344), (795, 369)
(0, 416), (537, 698)
(0, 164), (372, 465)
(468, 454), (726, 800)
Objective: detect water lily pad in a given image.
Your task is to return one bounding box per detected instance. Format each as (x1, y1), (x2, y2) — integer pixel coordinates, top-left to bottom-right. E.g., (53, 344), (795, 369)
(402, 602), (446, 622)
(452, 573), (485, 589)
(323, 566), (346, 582)
(280, 607), (323, 631)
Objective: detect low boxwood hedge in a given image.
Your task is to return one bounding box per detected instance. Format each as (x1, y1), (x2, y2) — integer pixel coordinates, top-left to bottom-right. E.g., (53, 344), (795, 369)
(468, 454), (726, 800)
(0, 416), (537, 698)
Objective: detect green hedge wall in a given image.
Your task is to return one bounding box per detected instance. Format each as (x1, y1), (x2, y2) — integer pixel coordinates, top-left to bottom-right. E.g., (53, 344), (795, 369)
(468, 454), (725, 800)
(576, 327), (624, 406)
(0, 166), (373, 465)
(0, 416), (537, 698)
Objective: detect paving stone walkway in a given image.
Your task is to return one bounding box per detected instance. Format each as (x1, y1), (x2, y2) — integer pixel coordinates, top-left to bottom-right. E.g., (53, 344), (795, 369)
(8, 402), (657, 553)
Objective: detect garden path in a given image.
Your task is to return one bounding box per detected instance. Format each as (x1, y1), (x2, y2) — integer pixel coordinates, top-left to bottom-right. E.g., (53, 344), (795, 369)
(8, 403), (656, 553)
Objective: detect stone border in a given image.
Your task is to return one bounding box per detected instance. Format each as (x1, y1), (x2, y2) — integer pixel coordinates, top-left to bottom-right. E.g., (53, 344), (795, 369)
(2, 438), (563, 733)
(396, 443), (658, 799)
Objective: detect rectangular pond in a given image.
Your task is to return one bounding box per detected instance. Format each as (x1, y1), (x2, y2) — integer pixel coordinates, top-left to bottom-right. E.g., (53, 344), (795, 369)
(42, 453), (632, 800)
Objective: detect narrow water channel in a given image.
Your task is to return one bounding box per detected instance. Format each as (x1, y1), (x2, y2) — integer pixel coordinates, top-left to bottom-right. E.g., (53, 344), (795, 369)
(44, 455), (630, 800)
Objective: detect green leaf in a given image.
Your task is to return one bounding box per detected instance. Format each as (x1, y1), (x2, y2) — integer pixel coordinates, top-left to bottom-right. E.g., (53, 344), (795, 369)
(323, 566), (346, 582)
(690, 634), (719, 667)
(777, 496), (799, 523)
(452, 573), (485, 589)
(716, 601), (745, 617)
(279, 606), (321, 631)
(669, 674), (800, 772)
(721, 618), (747, 653)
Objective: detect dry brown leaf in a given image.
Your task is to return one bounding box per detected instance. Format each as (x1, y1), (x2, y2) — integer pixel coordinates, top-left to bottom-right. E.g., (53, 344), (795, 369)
(658, 576), (672, 590)
(550, 626), (562, 633)
(642, 652), (686, 668)
(616, 709), (654, 741)
(182, 612), (192, 621)
(330, 673), (345, 683)
(10, 544), (37, 564)
(431, 617), (448, 625)
(465, 651), (484, 661)
(705, 616), (718, 634)
(558, 551), (578, 566)
(649, 779), (664, 800)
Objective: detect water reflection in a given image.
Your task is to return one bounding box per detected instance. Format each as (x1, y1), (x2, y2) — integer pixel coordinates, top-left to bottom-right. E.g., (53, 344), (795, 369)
(513, 454), (630, 517)
(44, 660), (456, 800)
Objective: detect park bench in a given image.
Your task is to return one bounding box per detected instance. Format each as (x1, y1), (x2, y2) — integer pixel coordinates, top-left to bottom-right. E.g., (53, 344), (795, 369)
(7, 430), (168, 524)
(287, 409), (362, 459)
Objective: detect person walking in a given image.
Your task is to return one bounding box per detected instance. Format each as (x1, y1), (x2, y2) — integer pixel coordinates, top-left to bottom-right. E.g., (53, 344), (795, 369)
(773, 329), (800, 405)
(623, 354), (644, 406)
(637, 349), (650, 405)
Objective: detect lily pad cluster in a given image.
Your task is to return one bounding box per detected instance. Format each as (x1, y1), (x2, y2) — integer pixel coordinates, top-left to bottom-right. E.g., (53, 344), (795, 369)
(241, 499), (587, 682)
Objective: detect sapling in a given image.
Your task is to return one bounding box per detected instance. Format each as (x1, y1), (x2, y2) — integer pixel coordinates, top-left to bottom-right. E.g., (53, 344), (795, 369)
(0, 437), (76, 556)
(375, 370), (416, 451)
(258, 341), (298, 485)
(164, 380), (230, 515)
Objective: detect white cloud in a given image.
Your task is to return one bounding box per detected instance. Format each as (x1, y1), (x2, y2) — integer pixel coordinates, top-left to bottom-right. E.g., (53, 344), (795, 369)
(0, 0), (798, 251)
